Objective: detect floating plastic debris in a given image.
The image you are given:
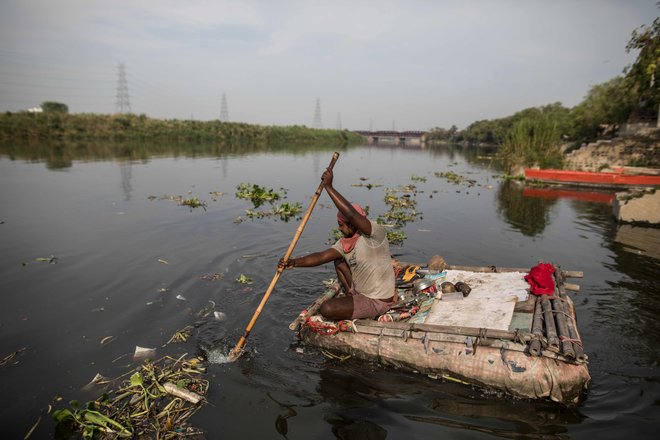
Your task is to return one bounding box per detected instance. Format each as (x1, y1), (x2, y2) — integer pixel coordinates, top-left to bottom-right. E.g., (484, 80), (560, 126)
(133, 346), (156, 360)
(99, 336), (115, 345)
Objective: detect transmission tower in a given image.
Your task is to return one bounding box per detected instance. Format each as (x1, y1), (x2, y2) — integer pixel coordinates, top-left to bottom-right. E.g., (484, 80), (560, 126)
(220, 92), (229, 122)
(336, 112), (342, 130)
(115, 62), (131, 114)
(313, 98), (323, 129)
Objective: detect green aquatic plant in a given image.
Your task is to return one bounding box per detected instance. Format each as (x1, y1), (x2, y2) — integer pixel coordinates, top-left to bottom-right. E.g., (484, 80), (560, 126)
(271, 202), (303, 221)
(379, 209), (420, 227)
(244, 201), (303, 222)
(181, 196), (206, 209)
(435, 171), (463, 184)
(384, 191), (416, 210)
(235, 183), (286, 208)
(351, 182), (382, 189)
(386, 229), (407, 246)
(235, 274), (253, 284)
(411, 174), (427, 182)
(326, 227), (344, 244)
(52, 356), (208, 439)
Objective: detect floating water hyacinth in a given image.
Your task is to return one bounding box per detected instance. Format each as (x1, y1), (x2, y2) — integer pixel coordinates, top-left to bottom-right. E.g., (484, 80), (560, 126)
(235, 183), (286, 208)
(235, 274), (253, 284)
(52, 355), (208, 439)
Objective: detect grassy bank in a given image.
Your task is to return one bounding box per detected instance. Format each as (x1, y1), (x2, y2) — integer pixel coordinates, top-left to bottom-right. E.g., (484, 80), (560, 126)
(497, 116), (564, 174)
(0, 112), (364, 145)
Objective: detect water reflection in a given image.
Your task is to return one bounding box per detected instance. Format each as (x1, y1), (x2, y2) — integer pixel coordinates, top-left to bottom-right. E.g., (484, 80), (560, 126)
(317, 364), (586, 439)
(496, 180), (557, 236)
(326, 416), (387, 440)
(427, 143), (498, 168)
(569, 200), (660, 367)
(614, 224), (660, 260)
(0, 139), (344, 169)
(119, 161), (133, 201)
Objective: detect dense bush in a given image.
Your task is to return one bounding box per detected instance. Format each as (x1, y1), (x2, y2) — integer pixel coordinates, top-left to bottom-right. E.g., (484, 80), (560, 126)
(0, 112), (364, 146)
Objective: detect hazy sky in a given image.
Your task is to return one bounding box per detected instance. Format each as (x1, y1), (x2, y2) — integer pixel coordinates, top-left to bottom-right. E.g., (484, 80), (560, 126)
(0, 0), (657, 130)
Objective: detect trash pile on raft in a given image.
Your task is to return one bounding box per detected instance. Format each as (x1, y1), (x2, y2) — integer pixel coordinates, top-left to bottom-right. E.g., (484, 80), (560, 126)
(52, 355), (208, 439)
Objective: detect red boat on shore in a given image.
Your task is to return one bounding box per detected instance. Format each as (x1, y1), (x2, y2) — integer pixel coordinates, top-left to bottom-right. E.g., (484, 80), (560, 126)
(524, 168), (660, 188)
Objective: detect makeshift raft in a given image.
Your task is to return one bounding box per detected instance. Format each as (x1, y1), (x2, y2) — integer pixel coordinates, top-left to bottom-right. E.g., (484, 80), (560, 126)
(290, 263), (590, 405)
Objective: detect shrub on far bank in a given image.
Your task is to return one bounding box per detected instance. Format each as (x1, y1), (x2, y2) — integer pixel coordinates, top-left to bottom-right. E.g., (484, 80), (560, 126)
(497, 115), (563, 175)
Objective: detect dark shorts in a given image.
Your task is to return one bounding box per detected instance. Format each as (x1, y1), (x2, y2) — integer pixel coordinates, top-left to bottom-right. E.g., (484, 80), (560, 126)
(351, 292), (395, 319)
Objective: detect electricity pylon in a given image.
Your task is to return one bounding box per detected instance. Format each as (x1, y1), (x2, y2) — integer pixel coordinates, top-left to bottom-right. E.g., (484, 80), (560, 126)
(115, 62), (131, 114)
(313, 98), (323, 129)
(220, 92), (229, 122)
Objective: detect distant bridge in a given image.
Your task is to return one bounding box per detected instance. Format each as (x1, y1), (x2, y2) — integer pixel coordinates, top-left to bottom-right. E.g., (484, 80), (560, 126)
(355, 130), (429, 146)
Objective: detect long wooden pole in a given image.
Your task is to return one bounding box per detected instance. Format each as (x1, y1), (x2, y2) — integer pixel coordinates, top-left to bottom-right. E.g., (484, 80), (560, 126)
(529, 297), (544, 356)
(228, 152), (340, 360)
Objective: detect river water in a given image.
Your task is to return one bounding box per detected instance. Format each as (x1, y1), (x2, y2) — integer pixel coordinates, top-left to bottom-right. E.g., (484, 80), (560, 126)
(0, 142), (658, 439)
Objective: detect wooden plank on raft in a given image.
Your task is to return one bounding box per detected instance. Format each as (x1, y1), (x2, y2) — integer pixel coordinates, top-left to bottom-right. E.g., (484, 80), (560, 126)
(445, 265), (583, 278)
(395, 260), (583, 278)
(352, 319), (531, 342)
(289, 287), (337, 331)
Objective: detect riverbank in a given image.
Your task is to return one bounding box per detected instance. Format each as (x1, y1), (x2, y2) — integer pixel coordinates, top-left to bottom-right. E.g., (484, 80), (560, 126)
(0, 112), (364, 145)
(564, 129), (660, 171)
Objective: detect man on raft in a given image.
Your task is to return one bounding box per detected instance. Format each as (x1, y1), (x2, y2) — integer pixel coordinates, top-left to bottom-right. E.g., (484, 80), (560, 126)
(279, 167), (396, 320)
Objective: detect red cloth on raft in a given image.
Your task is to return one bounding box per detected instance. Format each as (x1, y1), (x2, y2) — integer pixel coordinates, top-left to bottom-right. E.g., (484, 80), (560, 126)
(524, 263), (555, 296)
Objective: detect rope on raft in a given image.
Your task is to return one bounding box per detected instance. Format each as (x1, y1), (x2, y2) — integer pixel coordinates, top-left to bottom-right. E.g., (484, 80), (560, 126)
(560, 335), (583, 347)
(304, 317), (344, 335)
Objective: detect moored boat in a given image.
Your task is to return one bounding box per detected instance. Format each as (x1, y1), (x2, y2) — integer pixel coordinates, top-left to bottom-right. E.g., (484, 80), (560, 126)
(524, 168), (660, 187)
(291, 262), (590, 405)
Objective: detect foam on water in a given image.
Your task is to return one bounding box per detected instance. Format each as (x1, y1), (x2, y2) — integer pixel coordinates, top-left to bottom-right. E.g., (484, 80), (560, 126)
(205, 346), (234, 364)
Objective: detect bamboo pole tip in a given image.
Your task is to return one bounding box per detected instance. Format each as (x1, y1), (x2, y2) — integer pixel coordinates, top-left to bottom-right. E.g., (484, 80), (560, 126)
(227, 347), (243, 362)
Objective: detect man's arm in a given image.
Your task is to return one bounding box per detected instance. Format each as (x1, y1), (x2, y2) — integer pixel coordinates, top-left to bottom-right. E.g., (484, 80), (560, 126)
(280, 248), (342, 270)
(322, 169), (372, 236)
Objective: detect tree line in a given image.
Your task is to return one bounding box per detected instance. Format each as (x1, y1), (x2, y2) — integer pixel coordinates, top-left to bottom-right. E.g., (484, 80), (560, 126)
(0, 111), (363, 146)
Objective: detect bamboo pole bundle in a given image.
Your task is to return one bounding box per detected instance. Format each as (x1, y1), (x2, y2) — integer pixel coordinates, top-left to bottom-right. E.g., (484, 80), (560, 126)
(561, 299), (586, 363)
(547, 266), (575, 358)
(551, 296), (576, 359)
(541, 295), (560, 352)
(529, 297), (544, 356)
(553, 267), (586, 363)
